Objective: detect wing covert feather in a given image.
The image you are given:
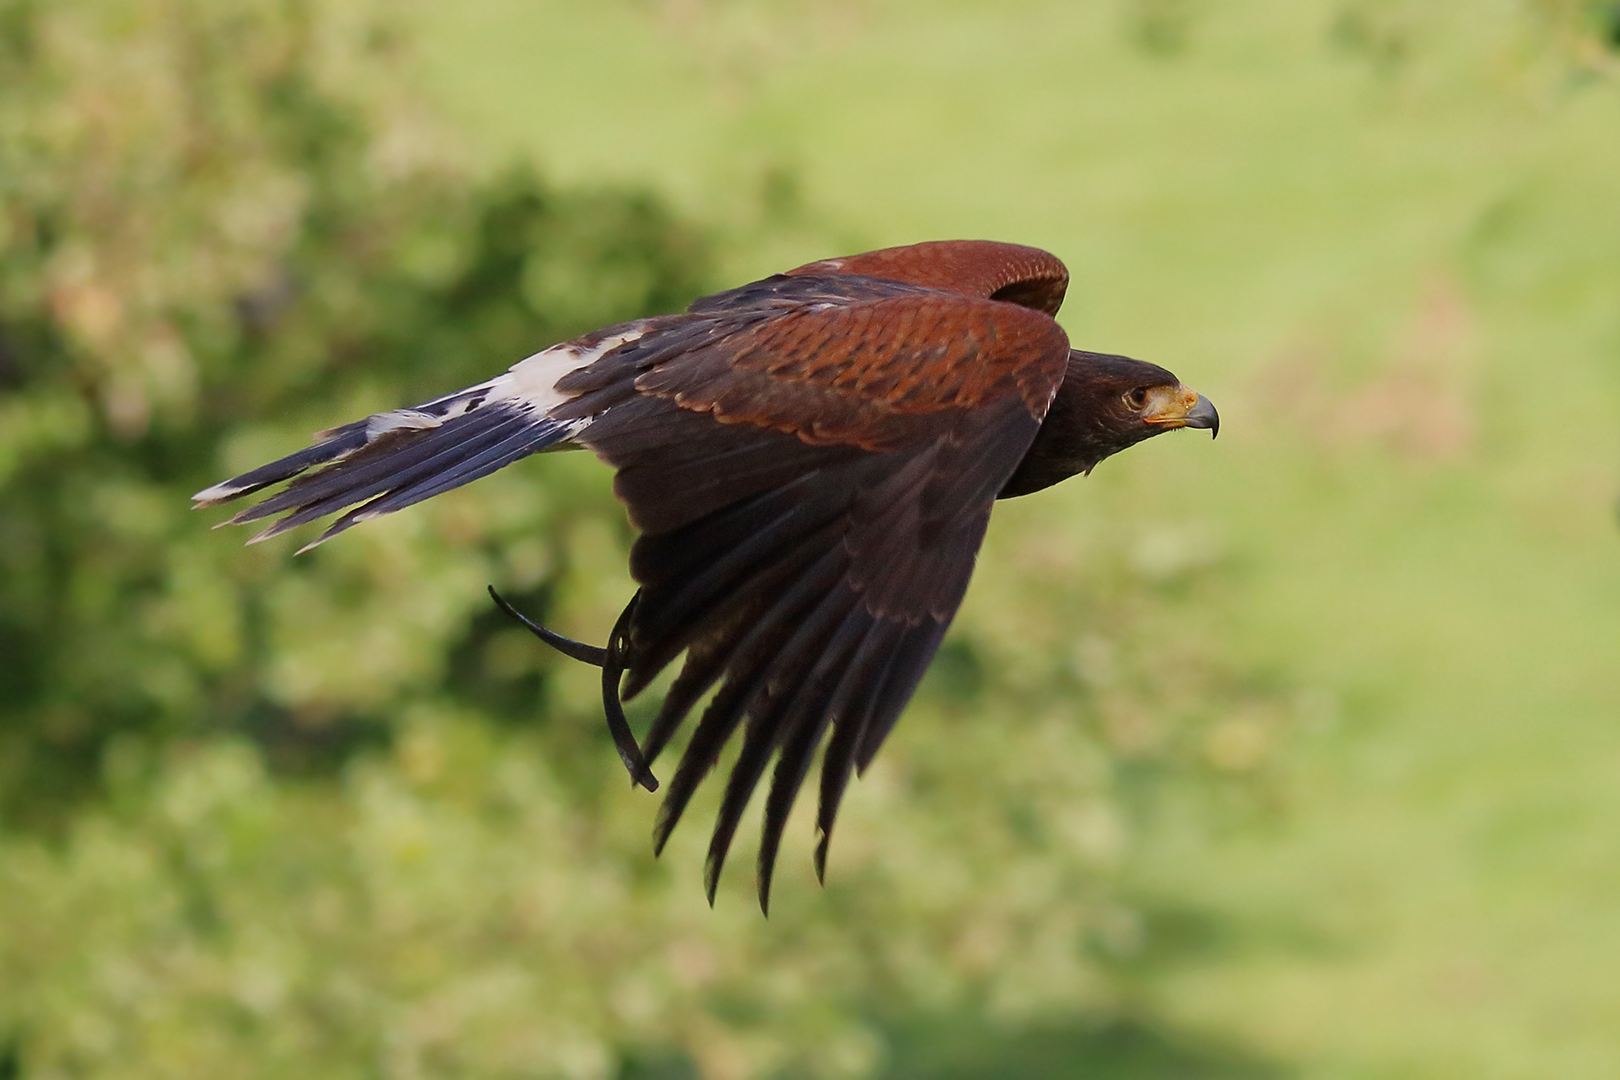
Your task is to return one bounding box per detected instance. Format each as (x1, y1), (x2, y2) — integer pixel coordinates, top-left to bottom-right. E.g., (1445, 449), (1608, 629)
(575, 290), (1069, 909)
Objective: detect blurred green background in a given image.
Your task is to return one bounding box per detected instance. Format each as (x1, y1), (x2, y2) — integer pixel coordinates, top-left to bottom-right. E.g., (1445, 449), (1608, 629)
(3, 0), (1619, 1077)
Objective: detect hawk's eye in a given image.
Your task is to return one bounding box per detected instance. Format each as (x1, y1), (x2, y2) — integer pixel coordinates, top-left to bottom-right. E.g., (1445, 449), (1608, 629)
(1125, 387), (1150, 410)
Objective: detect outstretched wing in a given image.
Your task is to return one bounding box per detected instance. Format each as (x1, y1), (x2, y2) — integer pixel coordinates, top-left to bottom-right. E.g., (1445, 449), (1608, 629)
(554, 292), (1070, 910)
(193, 239), (1076, 911)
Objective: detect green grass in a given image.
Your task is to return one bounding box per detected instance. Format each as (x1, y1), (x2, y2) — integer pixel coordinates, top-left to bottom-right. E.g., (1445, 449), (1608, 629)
(401, 1), (1620, 1075)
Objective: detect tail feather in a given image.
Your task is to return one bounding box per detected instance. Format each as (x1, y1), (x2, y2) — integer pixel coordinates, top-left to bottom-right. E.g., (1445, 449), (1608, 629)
(192, 418), (373, 508)
(292, 418), (580, 550)
(231, 406), (526, 531)
(192, 377), (507, 508)
(197, 388), (584, 547)
(341, 425), (562, 522)
(194, 329), (660, 544)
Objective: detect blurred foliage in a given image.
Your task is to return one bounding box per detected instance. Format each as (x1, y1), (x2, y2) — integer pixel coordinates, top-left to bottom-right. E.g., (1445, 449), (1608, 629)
(0, 0), (707, 825)
(1532, 0), (1620, 58)
(0, 0), (1288, 1077)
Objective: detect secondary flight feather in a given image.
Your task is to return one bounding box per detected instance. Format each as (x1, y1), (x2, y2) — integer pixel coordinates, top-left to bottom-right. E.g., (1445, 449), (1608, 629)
(195, 240), (1218, 912)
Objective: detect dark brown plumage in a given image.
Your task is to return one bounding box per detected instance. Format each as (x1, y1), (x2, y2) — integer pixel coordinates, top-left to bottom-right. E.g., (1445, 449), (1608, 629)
(194, 240), (1217, 912)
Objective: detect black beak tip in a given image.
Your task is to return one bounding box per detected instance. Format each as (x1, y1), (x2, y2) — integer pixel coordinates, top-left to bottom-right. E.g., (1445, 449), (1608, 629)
(1186, 394), (1219, 439)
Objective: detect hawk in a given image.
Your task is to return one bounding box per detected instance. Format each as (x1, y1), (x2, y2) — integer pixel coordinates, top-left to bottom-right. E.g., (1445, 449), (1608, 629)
(196, 240), (1218, 911)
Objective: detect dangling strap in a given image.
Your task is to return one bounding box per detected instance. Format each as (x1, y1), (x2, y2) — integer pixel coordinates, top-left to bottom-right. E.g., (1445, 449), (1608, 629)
(488, 585), (659, 792)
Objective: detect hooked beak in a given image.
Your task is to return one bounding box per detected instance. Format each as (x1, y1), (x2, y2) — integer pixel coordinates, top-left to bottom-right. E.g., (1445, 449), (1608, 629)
(1182, 393), (1219, 438)
(1142, 385), (1220, 439)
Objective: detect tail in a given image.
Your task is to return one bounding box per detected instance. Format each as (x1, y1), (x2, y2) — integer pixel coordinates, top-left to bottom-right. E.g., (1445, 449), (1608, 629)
(193, 372), (588, 552)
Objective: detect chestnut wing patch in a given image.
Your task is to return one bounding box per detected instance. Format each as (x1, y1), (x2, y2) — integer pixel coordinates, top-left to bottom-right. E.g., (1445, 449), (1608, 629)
(570, 294), (1069, 911)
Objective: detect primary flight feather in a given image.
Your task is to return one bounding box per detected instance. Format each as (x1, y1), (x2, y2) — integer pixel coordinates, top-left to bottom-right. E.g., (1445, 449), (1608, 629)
(195, 240), (1218, 912)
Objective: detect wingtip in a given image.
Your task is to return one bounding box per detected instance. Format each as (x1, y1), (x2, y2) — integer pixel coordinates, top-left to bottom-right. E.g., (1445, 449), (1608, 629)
(190, 480), (244, 507)
(704, 854), (722, 908)
(651, 803), (677, 859)
(244, 525), (279, 546)
(238, 505), (310, 546)
(756, 844), (780, 916)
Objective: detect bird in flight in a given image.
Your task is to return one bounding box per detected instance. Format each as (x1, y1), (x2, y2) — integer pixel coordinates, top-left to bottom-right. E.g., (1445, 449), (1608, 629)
(195, 240), (1217, 912)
